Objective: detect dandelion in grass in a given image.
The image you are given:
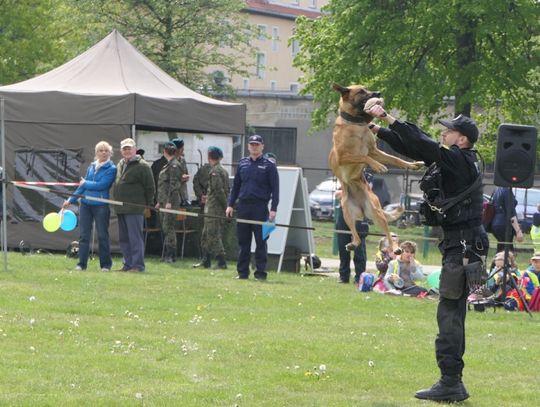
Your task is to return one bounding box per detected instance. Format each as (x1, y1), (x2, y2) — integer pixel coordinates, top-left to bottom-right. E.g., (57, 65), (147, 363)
(368, 360), (375, 368)
(135, 392), (144, 400)
(29, 318), (36, 326)
(29, 296), (36, 302)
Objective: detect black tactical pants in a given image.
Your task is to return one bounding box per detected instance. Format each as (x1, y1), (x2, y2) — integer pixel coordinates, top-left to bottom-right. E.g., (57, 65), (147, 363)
(435, 229), (489, 376)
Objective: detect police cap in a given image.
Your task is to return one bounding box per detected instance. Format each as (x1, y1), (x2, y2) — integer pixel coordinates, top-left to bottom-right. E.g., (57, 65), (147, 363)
(438, 114), (479, 144)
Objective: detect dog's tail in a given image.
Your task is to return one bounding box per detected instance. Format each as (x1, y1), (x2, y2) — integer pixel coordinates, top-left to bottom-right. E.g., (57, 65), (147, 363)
(382, 206), (404, 222)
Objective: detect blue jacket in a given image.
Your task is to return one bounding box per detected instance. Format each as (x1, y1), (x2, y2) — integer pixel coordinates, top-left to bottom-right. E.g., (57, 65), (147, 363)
(228, 155), (279, 211)
(68, 160), (117, 206)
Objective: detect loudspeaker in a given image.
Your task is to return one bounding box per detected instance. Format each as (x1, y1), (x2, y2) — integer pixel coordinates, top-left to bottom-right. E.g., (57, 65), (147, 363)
(494, 124), (538, 188)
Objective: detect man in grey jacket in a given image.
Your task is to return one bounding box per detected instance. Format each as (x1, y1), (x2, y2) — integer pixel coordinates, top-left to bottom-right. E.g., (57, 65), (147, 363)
(113, 138), (155, 272)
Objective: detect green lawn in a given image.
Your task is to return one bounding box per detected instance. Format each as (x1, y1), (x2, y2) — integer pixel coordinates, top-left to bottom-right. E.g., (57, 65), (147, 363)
(0, 253), (538, 406)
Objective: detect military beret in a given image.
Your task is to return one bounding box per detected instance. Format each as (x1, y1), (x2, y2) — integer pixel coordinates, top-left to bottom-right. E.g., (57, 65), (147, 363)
(171, 138), (184, 148)
(208, 146), (223, 158)
(163, 141), (177, 150)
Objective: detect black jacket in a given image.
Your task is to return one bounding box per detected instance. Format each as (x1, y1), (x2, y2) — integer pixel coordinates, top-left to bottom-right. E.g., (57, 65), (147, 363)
(378, 120), (483, 229)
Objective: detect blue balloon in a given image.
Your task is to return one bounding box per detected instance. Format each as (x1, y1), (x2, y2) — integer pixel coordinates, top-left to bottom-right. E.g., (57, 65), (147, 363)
(60, 210), (78, 232)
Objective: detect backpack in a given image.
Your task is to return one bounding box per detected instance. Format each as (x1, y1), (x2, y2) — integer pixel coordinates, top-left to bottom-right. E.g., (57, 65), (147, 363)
(504, 288), (526, 311)
(528, 287), (540, 312)
(358, 273), (374, 292)
(482, 192), (496, 232)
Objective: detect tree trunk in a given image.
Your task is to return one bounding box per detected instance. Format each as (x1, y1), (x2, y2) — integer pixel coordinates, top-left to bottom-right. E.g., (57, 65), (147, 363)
(454, 14), (476, 117)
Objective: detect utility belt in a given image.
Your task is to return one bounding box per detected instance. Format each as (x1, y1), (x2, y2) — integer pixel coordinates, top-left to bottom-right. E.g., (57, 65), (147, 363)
(442, 225), (486, 242)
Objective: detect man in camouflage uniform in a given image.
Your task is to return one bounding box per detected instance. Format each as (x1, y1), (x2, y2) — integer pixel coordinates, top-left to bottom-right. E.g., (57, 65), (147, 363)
(193, 162), (212, 206)
(156, 141), (182, 262)
(171, 138), (190, 205)
(192, 161), (212, 266)
(195, 146), (229, 269)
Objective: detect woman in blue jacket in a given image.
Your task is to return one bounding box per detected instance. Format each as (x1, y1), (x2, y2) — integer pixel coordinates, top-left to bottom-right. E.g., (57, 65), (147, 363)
(63, 141), (117, 271)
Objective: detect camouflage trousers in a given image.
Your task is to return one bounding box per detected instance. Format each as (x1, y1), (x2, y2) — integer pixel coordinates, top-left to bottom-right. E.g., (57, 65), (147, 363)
(201, 217), (225, 256)
(160, 212), (177, 253)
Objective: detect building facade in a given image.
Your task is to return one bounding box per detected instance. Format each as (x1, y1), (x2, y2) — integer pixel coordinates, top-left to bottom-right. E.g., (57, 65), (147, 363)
(223, 0), (333, 190)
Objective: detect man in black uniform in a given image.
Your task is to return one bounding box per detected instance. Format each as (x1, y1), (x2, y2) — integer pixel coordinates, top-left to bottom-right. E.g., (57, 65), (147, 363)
(367, 105), (488, 403)
(226, 135), (279, 281)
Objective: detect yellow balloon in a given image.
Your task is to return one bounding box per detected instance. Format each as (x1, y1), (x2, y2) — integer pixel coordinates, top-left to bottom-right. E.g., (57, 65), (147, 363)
(42, 212), (61, 232)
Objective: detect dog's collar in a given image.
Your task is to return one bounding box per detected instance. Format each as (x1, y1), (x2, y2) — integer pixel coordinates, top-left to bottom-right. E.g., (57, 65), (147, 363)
(339, 111), (368, 126)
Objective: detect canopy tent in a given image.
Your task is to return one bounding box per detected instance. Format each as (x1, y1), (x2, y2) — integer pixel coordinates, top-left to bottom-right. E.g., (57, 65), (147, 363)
(0, 29), (245, 251)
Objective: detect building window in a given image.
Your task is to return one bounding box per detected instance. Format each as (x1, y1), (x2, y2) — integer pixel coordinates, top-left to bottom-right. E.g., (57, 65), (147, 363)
(291, 38), (300, 56)
(271, 26), (279, 51)
(256, 53), (266, 79)
(257, 24), (267, 40)
(309, 0), (317, 8)
(291, 0), (299, 5)
(248, 127), (297, 164)
(270, 80), (277, 91)
(290, 83), (299, 94)
(242, 78), (249, 90)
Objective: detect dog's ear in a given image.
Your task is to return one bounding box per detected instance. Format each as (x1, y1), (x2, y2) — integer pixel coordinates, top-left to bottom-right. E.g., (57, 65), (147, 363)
(332, 83), (350, 96)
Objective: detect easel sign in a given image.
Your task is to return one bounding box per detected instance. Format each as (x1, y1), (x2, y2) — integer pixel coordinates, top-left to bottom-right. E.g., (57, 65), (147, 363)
(251, 166), (315, 272)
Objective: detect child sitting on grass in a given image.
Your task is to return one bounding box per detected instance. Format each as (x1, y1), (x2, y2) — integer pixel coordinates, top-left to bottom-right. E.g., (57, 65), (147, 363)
(375, 233), (399, 277)
(383, 241), (428, 296)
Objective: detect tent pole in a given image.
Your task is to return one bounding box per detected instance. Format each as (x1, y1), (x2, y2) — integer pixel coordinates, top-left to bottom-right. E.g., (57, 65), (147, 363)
(131, 124), (136, 142)
(1, 98), (7, 272)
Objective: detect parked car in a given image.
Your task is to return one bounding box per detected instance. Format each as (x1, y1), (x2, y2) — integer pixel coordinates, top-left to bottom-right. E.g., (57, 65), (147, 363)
(309, 176), (391, 220)
(513, 187), (540, 233)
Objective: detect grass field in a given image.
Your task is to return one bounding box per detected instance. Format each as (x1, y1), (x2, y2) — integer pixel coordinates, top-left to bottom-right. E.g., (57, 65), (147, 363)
(0, 251), (538, 406)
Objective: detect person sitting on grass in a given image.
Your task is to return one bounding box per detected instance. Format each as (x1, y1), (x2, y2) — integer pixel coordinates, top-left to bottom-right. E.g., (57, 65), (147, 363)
(521, 253), (540, 293)
(487, 251), (520, 298)
(375, 233), (399, 277)
(384, 241), (428, 296)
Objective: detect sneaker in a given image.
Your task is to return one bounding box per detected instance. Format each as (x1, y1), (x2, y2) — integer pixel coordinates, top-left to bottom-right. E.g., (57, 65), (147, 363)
(74, 265), (85, 271)
(385, 289), (402, 296)
(101, 268), (110, 272)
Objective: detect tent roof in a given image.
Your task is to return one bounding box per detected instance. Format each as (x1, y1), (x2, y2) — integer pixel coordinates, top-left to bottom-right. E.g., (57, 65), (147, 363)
(0, 30), (245, 134)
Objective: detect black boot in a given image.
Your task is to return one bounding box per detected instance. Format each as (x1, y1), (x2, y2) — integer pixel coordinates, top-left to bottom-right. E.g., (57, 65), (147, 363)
(193, 253), (211, 269)
(415, 375), (469, 402)
(213, 255), (227, 270)
(167, 247), (177, 263)
(160, 246), (172, 263)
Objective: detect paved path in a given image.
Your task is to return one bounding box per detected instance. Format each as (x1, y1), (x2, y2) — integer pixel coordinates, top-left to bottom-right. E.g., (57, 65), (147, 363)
(315, 258), (440, 277)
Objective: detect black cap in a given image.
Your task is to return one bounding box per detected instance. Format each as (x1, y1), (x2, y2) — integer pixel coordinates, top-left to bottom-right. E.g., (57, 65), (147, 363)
(248, 135), (264, 144)
(438, 114), (479, 143)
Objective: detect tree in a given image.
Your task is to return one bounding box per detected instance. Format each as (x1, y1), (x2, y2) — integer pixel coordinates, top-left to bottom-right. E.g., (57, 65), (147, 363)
(0, 0), (87, 85)
(293, 0), (539, 160)
(82, 0), (255, 93)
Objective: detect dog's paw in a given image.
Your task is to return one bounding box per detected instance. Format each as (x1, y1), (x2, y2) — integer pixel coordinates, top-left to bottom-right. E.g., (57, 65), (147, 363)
(371, 162), (388, 173)
(407, 161), (425, 170)
(345, 243), (357, 252)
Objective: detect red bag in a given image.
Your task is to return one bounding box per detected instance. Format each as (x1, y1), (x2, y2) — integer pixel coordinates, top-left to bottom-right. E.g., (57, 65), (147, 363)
(482, 194), (496, 232)
(529, 287), (540, 312)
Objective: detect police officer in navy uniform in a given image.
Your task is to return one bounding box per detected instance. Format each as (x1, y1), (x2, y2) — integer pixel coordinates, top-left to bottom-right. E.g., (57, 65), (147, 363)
(226, 135), (279, 281)
(367, 106), (488, 403)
